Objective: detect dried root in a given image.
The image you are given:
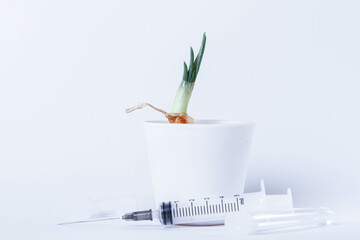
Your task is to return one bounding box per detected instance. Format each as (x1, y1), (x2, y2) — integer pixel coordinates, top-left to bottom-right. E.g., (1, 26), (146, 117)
(126, 103), (194, 124)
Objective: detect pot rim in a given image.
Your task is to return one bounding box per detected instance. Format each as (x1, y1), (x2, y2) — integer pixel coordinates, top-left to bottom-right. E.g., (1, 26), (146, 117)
(144, 120), (255, 128)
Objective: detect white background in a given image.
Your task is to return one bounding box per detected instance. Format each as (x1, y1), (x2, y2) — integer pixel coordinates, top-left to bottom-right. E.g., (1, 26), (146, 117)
(1, 0), (360, 239)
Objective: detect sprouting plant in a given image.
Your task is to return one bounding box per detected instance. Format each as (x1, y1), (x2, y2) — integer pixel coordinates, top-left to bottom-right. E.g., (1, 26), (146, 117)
(126, 33), (206, 124)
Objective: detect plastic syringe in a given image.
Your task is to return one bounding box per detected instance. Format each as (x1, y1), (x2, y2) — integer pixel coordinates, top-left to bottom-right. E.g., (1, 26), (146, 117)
(122, 179), (293, 225)
(123, 195), (244, 225)
(59, 180), (333, 231)
(59, 180), (293, 226)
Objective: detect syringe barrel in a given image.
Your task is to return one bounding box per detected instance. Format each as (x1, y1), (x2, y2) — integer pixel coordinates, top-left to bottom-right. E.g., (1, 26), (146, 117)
(165, 196), (245, 225)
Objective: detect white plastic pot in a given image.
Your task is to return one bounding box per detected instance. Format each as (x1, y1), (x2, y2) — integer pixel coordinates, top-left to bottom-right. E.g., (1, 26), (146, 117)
(144, 120), (255, 205)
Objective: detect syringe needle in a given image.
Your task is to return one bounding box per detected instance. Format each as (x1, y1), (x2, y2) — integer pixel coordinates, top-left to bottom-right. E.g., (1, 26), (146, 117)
(59, 210), (154, 225)
(58, 216), (121, 225)
(122, 209), (153, 221)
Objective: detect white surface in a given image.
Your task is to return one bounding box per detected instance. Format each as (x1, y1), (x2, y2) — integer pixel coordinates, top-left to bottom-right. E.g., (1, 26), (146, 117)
(1, 0), (360, 239)
(145, 120), (254, 205)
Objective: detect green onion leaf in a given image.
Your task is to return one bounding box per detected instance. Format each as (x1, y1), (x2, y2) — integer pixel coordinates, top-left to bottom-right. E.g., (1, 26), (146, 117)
(182, 62), (188, 82)
(195, 33), (206, 76)
(188, 47), (194, 82)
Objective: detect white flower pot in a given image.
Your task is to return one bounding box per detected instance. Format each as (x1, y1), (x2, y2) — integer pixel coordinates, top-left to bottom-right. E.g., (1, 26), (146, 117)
(144, 120), (255, 205)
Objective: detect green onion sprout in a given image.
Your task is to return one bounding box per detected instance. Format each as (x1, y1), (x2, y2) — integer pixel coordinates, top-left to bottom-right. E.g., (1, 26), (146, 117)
(171, 32), (206, 114)
(126, 33), (207, 124)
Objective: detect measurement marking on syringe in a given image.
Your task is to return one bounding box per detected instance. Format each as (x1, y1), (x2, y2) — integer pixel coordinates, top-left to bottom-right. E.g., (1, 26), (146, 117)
(170, 197), (249, 219)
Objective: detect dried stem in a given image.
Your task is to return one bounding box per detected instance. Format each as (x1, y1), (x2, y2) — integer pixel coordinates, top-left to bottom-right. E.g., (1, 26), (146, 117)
(126, 103), (194, 124)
